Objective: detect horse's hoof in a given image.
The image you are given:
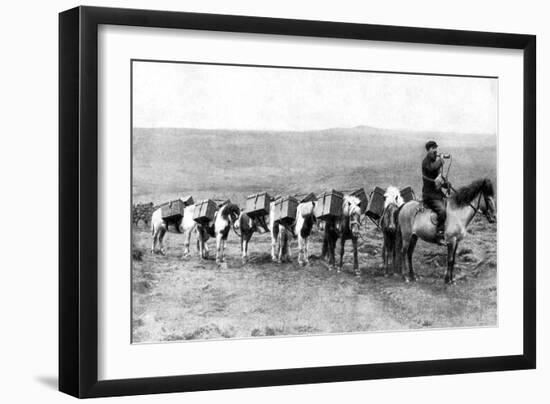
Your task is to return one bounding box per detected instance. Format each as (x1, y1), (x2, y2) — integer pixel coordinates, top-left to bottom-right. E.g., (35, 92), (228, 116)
(337, 267), (343, 273)
(354, 271), (361, 277)
(299, 261), (306, 267)
(403, 276), (410, 283)
(444, 276), (451, 284)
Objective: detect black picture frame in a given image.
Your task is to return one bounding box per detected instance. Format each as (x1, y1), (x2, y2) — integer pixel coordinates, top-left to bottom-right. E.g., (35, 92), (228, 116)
(59, 6), (536, 398)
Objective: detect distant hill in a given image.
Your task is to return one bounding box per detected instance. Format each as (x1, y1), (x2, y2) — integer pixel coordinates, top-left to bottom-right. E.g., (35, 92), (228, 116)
(133, 126), (496, 205)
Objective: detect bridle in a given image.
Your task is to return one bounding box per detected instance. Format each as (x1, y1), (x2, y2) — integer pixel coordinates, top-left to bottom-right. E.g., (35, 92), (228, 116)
(346, 202), (364, 239)
(467, 190), (494, 221)
(230, 212), (242, 238)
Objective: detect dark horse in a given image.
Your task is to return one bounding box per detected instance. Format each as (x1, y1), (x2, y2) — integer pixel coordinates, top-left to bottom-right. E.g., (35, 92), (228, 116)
(322, 195), (362, 275)
(380, 186), (404, 276)
(397, 178), (496, 284)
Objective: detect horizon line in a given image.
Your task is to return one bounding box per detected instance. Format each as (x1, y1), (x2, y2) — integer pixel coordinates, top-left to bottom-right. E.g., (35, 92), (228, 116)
(132, 124), (496, 137)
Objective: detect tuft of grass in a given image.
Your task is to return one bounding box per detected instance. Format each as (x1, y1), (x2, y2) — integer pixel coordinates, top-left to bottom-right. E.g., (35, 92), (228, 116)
(132, 245), (143, 261)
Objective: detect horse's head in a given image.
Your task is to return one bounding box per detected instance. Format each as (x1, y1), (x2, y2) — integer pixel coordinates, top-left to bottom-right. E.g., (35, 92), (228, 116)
(224, 203), (241, 225)
(382, 204), (398, 233)
(480, 179), (497, 223)
(344, 195), (361, 238)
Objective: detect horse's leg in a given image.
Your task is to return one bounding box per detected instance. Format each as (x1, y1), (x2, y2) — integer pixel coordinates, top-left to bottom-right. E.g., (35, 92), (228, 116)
(297, 235), (303, 266)
(400, 237), (410, 282)
(158, 225), (167, 255)
(382, 236), (388, 275)
(215, 233), (222, 264)
(277, 228), (284, 263)
(453, 241), (459, 273)
(271, 227), (279, 262)
(151, 227), (157, 254)
(244, 236), (250, 263)
(321, 233), (328, 260)
(241, 232), (246, 264)
(352, 237), (360, 276)
(197, 230), (204, 259)
(216, 233), (222, 264)
(204, 238), (209, 259)
(183, 229), (191, 257)
(338, 237), (345, 272)
(328, 234), (336, 270)
(305, 236), (310, 265)
(445, 238), (458, 284)
(390, 236), (397, 276)
(407, 234), (418, 281)
(284, 229), (291, 262)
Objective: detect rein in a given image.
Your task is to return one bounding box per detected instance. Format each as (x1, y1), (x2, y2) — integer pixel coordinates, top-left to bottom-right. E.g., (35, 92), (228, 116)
(467, 191), (484, 217)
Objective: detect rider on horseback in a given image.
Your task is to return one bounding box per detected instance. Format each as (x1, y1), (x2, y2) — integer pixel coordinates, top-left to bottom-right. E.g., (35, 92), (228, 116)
(422, 140), (449, 242)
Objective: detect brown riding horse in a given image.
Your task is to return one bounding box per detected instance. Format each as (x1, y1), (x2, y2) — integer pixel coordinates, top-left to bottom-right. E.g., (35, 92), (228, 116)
(396, 178), (496, 284)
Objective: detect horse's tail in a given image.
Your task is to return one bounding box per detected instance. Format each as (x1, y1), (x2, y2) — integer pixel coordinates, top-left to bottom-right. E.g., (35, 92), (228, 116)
(280, 224), (290, 252)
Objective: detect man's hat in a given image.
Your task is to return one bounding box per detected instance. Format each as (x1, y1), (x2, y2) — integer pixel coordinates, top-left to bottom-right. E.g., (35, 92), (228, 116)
(425, 140), (438, 150)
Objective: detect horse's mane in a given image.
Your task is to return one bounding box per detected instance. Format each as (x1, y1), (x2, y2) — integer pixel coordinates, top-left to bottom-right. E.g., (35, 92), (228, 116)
(343, 194), (361, 216)
(344, 194), (361, 206)
(384, 186), (404, 208)
(451, 178), (494, 206)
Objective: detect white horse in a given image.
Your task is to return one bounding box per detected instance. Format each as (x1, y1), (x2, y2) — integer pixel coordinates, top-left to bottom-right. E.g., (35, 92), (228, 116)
(196, 202), (241, 264)
(150, 204), (198, 256)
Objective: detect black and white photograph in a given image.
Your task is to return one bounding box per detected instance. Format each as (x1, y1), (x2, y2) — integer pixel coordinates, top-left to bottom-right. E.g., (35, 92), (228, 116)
(131, 60), (498, 344)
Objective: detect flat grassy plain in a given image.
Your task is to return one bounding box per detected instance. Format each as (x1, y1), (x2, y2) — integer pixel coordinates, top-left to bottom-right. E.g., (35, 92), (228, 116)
(132, 126), (497, 343)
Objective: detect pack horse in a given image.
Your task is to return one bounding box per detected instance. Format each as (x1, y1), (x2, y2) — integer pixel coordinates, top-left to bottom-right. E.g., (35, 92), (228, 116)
(195, 200), (241, 264)
(320, 191), (363, 275)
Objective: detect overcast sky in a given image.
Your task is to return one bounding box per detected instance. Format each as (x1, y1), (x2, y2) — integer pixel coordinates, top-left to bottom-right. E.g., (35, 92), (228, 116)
(132, 61), (497, 134)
